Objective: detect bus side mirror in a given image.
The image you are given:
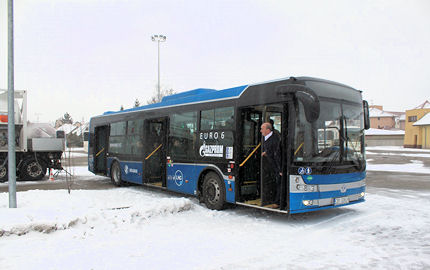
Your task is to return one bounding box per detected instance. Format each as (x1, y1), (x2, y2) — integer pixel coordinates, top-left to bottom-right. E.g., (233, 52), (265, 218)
(363, 100), (370, 130)
(276, 84), (320, 123)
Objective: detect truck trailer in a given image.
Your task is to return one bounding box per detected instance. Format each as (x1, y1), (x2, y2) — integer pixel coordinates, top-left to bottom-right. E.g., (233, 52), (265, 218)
(0, 89), (64, 182)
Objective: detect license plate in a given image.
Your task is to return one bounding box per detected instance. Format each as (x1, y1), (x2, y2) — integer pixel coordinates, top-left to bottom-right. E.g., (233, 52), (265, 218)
(334, 196), (349, 206)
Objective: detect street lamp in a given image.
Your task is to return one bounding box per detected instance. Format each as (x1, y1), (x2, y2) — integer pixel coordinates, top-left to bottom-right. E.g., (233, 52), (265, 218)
(151, 34), (167, 102)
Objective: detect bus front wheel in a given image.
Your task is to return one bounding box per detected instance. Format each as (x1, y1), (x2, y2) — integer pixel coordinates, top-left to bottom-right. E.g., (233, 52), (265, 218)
(202, 172), (225, 210)
(111, 161), (123, 187)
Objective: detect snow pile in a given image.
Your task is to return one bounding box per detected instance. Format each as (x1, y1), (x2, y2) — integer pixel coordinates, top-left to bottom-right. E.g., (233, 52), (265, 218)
(0, 189), (193, 237)
(365, 128), (404, 135)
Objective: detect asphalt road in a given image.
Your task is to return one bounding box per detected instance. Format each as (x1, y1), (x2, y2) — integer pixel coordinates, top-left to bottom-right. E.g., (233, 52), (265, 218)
(1, 148), (429, 193)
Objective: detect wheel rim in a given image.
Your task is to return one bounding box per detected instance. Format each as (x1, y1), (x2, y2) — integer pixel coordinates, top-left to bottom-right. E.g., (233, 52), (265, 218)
(113, 164), (120, 183)
(27, 161), (42, 178)
(0, 166), (6, 178)
(205, 178), (220, 204)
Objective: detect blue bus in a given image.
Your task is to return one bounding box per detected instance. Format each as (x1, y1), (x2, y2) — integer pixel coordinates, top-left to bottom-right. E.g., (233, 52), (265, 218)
(88, 77), (370, 214)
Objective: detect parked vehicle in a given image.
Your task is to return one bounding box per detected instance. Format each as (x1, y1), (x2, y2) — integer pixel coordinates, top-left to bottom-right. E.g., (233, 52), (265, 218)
(0, 89), (64, 182)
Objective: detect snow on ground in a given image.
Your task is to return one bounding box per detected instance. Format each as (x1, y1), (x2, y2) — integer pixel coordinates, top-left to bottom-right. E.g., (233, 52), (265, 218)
(366, 146), (430, 174)
(1, 188), (429, 270)
(62, 151), (88, 158)
(366, 160), (430, 174)
(365, 128), (404, 135)
(366, 151), (430, 158)
(366, 146), (430, 153)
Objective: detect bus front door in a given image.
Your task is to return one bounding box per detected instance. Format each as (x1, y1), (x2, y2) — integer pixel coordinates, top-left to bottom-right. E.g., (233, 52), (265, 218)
(238, 108), (262, 205)
(238, 104), (287, 210)
(144, 117), (168, 187)
(94, 125), (108, 173)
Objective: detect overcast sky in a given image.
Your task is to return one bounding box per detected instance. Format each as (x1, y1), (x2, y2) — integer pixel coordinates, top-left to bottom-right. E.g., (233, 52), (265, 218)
(1, 0), (429, 123)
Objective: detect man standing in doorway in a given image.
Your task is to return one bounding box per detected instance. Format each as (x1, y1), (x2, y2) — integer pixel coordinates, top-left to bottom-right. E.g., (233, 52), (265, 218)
(260, 122), (282, 208)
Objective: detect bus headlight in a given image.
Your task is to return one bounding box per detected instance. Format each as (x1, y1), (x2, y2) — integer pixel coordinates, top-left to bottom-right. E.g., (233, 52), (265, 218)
(303, 200), (313, 206)
(360, 192), (365, 198)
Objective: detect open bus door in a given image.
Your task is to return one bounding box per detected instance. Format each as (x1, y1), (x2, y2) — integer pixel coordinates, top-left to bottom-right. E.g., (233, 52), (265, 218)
(94, 125), (108, 173)
(238, 108), (262, 204)
(143, 117), (168, 187)
(238, 104), (288, 210)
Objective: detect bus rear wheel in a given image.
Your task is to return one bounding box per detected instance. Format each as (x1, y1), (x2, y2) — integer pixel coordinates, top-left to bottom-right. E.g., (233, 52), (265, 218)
(111, 161), (123, 186)
(202, 172), (226, 210)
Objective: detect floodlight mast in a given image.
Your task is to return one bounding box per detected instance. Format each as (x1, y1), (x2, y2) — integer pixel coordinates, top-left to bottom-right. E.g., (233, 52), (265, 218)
(151, 35), (167, 102)
(8, 0), (16, 208)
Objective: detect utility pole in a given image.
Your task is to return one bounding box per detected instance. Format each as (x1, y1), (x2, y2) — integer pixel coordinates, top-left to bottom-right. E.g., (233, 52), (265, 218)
(8, 0), (17, 208)
(151, 35), (166, 102)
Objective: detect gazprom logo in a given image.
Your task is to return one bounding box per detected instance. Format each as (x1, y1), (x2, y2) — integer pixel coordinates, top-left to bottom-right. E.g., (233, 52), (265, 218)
(124, 165), (129, 174)
(174, 170), (184, 186)
(199, 142), (223, 158)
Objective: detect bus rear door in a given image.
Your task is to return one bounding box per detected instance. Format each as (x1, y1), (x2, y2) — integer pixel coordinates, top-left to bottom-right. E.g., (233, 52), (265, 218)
(143, 117), (168, 187)
(94, 125), (108, 173)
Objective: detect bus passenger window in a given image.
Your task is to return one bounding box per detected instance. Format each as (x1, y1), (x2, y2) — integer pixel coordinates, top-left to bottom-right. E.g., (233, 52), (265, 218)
(109, 121), (127, 154)
(169, 111), (197, 160)
(215, 107), (234, 129)
(201, 110), (215, 130)
(200, 107), (234, 130)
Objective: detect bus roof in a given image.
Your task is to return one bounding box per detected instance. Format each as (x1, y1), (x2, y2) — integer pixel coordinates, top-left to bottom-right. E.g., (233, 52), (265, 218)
(102, 85), (248, 116)
(100, 76), (360, 117)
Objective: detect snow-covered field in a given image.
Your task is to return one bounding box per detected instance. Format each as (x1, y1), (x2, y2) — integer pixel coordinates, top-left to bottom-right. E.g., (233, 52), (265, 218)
(1, 147), (430, 269)
(366, 146), (430, 174)
(1, 187), (429, 270)
(367, 160), (430, 174)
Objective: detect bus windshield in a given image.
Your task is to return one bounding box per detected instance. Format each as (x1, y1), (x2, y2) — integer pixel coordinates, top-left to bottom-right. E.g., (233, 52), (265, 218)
(294, 99), (365, 169)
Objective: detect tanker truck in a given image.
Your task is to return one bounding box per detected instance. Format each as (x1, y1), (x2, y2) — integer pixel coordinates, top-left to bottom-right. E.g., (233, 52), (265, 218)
(0, 89), (64, 182)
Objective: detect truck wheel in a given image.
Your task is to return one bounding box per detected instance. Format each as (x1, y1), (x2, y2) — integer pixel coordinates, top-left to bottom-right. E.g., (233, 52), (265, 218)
(20, 158), (47, 181)
(202, 172), (226, 210)
(111, 161), (123, 186)
(0, 160), (7, 183)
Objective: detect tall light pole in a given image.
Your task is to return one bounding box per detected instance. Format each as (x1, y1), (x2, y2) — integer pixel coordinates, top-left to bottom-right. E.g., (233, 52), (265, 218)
(151, 34), (166, 102)
(8, 0), (17, 208)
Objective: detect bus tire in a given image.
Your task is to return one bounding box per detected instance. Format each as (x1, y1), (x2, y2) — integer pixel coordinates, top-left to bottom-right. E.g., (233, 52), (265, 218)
(111, 161), (123, 187)
(20, 158), (47, 181)
(0, 160), (7, 182)
(202, 172), (226, 210)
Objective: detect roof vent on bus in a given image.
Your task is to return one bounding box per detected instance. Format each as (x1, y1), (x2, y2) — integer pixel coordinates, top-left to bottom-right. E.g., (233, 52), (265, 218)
(161, 88), (217, 102)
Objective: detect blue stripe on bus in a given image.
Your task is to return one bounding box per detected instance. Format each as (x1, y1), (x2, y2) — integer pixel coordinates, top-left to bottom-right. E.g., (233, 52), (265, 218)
(289, 186), (365, 211)
(106, 158), (143, 184)
(301, 171), (366, 185)
(290, 199), (365, 214)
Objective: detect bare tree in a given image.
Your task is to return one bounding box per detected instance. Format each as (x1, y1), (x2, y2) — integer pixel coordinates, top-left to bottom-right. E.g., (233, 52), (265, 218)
(61, 112), (73, 124)
(134, 98), (140, 108)
(147, 88), (176, 104)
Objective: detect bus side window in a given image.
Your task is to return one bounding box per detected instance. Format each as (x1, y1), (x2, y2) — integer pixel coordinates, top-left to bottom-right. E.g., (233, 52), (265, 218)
(169, 111), (197, 160)
(201, 107), (234, 130)
(109, 121), (127, 155)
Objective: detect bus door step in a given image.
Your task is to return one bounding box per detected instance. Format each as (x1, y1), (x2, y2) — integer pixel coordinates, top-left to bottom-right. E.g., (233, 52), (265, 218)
(241, 183), (257, 195)
(244, 198), (261, 206)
